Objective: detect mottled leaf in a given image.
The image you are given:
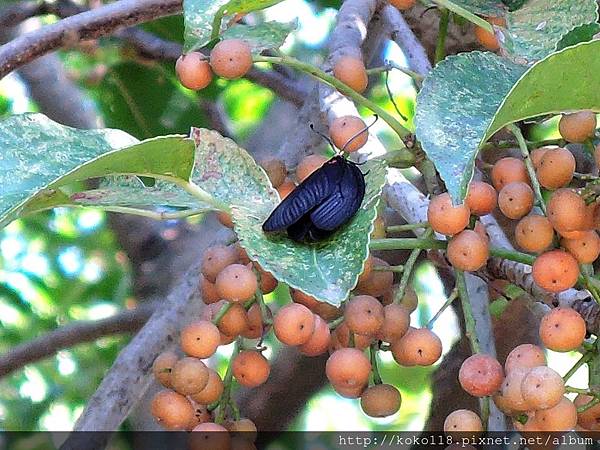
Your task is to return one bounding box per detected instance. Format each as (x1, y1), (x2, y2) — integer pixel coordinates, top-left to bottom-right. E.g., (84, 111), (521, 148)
(183, 0), (285, 52)
(416, 40), (600, 203)
(221, 21), (295, 53)
(556, 23), (600, 50)
(451, 0), (505, 16)
(0, 114), (195, 228)
(190, 128), (386, 306)
(191, 128), (277, 207)
(415, 52), (526, 202)
(71, 176), (214, 212)
(503, 0), (598, 62)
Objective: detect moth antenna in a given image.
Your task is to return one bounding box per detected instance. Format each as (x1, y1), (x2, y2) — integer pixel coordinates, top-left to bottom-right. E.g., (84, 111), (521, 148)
(309, 123), (336, 150)
(340, 114), (379, 153)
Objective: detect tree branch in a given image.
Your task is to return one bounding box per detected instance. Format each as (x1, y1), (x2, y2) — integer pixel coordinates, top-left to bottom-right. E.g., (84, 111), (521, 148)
(0, 0), (182, 79)
(0, 303), (155, 379)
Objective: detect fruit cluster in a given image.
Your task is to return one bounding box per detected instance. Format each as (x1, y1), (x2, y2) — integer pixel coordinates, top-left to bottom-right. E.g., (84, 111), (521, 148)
(429, 110), (599, 295)
(444, 301), (593, 434)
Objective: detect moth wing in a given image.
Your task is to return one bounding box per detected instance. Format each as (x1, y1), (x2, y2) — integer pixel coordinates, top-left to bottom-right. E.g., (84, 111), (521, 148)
(262, 158), (343, 232)
(309, 161), (366, 231)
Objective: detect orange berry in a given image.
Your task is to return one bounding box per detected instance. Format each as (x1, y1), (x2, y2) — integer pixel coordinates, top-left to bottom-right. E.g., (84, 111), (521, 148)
(241, 303), (265, 340)
(292, 289), (320, 310)
(391, 327), (442, 366)
(232, 351), (270, 387)
(547, 189), (588, 233)
(575, 394), (600, 430)
(255, 263), (277, 294)
(171, 357), (210, 395)
(153, 351), (178, 388)
(515, 215), (554, 253)
(189, 422), (231, 450)
(496, 367), (530, 413)
(273, 303), (316, 346)
(333, 55), (368, 94)
(190, 369), (224, 404)
(458, 353), (504, 397)
(215, 264), (258, 302)
(504, 343), (546, 373)
(216, 211), (234, 228)
(532, 250), (580, 293)
(260, 158), (286, 188)
(344, 295), (384, 336)
(474, 16), (505, 51)
(561, 230), (600, 264)
(446, 229), (489, 271)
(176, 52), (213, 90)
(378, 303), (410, 343)
(180, 320), (221, 359)
(427, 193), (470, 235)
(331, 322), (373, 350)
(466, 181), (497, 215)
(530, 146), (552, 169)
(520, 366), (565, 410)
(151, 390), (195, 430)
(356, 256), (393, 297)
(277, 178), (296, 199)
(443, 409), (483, 433)
(296, 154), (328, 183)
(330, 116), (368, 153)
(299, 315), (331, 356)
(326, 348), (371, 388)
(209, 39), (252, 79)
(491, 157), (529, 191)
(536, 147), (575, 189)
(201, 245), (239, 282)
(200, 274), (221, 305)
(559, 110), (597, 143)
(360, 384), (402, 418)
(389, 0), (416, 10)
(536, 397), (577, 431)
(332, 383), (366, 399)
(539, 307), (586, 352)
(498, 181), (534, 219)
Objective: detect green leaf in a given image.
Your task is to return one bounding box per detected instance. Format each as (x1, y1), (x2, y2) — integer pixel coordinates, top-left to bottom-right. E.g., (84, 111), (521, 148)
(503, 0), (598, 62)
(0, 113), (195, 228)
(95, 62), (208, 139)
(70, 176), (214, 212)
(416, 40), (600, 203)
(450, 0), (505, 16)
(415, 52), (526, 202)
(221, 21), (296, 53)
(190, 128), (387, 306)
(556, 22), (600, 50)
(183, 0), (285, 52)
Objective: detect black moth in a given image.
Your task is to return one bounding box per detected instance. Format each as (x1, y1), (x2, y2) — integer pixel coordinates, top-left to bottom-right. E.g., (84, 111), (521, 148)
(262, 155), (365, 243)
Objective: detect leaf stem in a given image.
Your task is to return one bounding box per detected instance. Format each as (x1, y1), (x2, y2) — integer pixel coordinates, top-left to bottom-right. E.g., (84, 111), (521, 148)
(210, 4), (228, 42)
(373, 264), (404, 273)
(427, 288), (458, 328)
(369, 237), (446, 251)
(489, 247), (535, 265)
(430, 0), (493, 32)
(328, 316), (344, 330)
(393, 229), (434, 304)
(386, 222), (429, 233)
(508, 123), (546, 215)
(252, 55), (412, 142)
(434, 9), (450, 64)
(215, 338), (241, 424)
(253, 270), (273, 327)
(370, 344), (383, 385)
(564, 352), (593, 382)
(565, 386), (593, 395)
(455, 269), (480, 353)
(577, 396), (600, 413)
(212, 302), (234, 326)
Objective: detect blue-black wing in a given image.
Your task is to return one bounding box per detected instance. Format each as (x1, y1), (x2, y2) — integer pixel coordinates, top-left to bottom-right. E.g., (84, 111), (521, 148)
(262, 156), (345, 232)
(309, 160), (365, 231)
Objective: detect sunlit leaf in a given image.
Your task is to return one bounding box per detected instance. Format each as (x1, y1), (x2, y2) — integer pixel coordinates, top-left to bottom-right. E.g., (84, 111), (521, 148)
(503, 0), (598, 62)
(0, 114), (195, 228)
(221, 21), (296, 53)
(416, 40), (600, 203)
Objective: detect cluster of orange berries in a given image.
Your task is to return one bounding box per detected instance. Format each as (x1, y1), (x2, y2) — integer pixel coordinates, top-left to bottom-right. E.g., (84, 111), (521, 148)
(429, 110), (599, 295)
(445, 304), (592, 434)
(176, 39), (253, 91)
